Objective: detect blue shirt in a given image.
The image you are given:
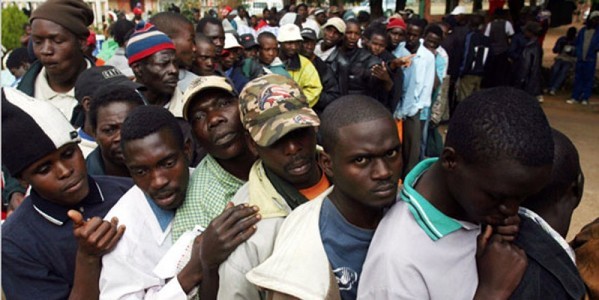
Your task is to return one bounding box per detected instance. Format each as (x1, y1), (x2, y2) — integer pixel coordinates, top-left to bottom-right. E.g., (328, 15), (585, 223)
(319, 197), (374, 300)
(394, 42), (436, 119)
(145, 194), (175, 232)
(1, 176), (133, 300)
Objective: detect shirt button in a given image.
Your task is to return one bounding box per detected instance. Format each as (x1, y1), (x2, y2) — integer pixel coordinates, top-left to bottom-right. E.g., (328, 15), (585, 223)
(79, 207), (84, 213)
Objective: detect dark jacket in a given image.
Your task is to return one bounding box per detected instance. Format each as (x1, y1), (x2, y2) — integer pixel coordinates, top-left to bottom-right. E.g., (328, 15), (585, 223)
(326, 47), (383, 97)
(511, 215), (586, 300)
(442, 25), (469, 78)
(460, 31), (492, 76)
(575, 26), (599, 62)
(311, 56), (340, 115)
(224, 65), (249, 93)
(514, 39), (543, 96)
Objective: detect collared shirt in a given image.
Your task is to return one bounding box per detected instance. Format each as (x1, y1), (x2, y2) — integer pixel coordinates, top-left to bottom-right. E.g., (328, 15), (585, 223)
(394, 42), (436, 119)
(100, 185), (189, 299)
(178, 68), (199, 94)
(358, 158), (480, 299)
(2, 176), (132, 300)
(34, 60), (91, 121)
(145, 194), (175, 232)
(518, 207), (576, 263)
(171, 154), (245, 241)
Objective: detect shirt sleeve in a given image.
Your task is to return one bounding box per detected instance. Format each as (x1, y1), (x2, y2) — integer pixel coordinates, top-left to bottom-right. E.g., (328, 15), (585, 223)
(506, 21), (515, 36)
(2, 239), (70, 300)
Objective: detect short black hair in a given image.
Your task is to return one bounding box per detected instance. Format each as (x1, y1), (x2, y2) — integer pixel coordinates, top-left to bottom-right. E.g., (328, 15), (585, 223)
(121, 105), (184, 151)
(424, 24), (443, 38)
(445, 87), (554, 167)
(369, 27), (388, 41)
(257, 31), (277, 46)
(150, 12), (192, 37)
(6, 48), (31, 69)
(357, 11), (370, 23)
(196, 16), (222, 33)
(408, 18), (428, 30)
(320, 95), (394, 153)
(345, 19), (360, 28)
(522, 128), (581, 210)
(111, 19), (135, 47)
(89, 84), (144, 131)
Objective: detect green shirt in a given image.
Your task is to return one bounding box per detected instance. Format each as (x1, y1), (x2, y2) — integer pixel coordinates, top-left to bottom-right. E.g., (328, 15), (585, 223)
(172, 155), (246, 241)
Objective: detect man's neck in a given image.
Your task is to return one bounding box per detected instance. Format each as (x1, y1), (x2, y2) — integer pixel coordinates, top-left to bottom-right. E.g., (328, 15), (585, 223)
(83, 117), (94, 138)
(215, 149), (256, 181)
(407, 42), (420, 54)
(328, 189), (385, 230)
(414, 161), (470, 222)
(320, 42), (334, 52)
(142, 89), (171, 106)
(47, 59), (86, 93)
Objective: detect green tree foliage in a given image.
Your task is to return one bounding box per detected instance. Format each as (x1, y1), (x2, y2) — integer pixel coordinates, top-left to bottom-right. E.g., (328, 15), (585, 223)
(2, 5), (29, 50)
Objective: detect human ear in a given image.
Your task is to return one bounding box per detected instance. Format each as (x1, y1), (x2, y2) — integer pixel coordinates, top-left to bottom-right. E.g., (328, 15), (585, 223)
(81, 96), (92, 112)
(131, 62), (143, 79)
(320, 150), (333, 179)
(440, 147), (458, 171)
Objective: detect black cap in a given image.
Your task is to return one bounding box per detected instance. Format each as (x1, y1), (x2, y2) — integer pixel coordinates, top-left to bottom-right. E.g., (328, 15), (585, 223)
(300, 28), (317, 41)
(239, 34), (258, 49)
(74, 66), (142, 103)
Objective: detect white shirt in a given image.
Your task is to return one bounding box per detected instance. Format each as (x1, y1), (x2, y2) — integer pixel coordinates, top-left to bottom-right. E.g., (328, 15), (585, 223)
(34, 60), (92, 121)
(314, 41), (336, 61)
(99, 185), (189, 300)
(358, 201), (481, 299)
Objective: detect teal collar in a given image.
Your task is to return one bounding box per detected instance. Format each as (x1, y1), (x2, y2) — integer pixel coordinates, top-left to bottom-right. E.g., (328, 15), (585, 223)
(401, 158), (464, 241)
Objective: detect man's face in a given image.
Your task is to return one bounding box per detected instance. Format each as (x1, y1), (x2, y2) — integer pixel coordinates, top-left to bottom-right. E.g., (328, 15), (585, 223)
(243, 47), (258, 59)
(9, 65), (28, 79)
(123, 128), (190, 210)
(171, 23), (196, 68)
(297, 5), (308, 20)
(368, 34), (387, 56)
(21, 143), (89, 207)
(263, 10), (271, 20)
(445, 157), (551, 226)
(189, 90), (246, 160)
(406, 25), (423, 51)
(301, 39), (316, 58)
(195, 42), (216, 76)
(220, 48), (239, 70)
(387, 27), (406, 48)
(259, 37), (278, 65)
(316, 13), (327, 25)
(95, 101), (139, 168)
(423, 32), (442, 52)
(31, 19), (85, 84)
(344, 23), (361, 49)
(280, 41), (300, 59)
(136, 49), (179, 96)
(323, 26), (342, 48)
(252, 127), (319, 189)
(325, 117), (402, 210)
(202, 23), (225, 55)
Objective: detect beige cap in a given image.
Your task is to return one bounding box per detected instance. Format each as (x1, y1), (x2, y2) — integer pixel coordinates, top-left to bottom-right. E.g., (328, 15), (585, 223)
(322, 17), (346, 34)
(277, 24), (303, 43)
(182, 76), (236, 120)
(224, 33), (242, 50)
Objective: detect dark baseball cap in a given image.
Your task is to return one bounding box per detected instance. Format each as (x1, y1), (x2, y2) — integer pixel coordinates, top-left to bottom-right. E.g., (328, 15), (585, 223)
(300, 28), (317, 41)
(239, 34), (259, 49)
(74, 66), (142, 103)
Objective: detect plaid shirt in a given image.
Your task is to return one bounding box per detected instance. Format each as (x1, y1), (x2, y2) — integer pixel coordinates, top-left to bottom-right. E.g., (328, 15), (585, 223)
(172, 155), (246, 241)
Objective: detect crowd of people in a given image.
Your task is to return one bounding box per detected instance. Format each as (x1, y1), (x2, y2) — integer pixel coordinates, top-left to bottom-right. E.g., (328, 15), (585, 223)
(1, 0), (599, 299)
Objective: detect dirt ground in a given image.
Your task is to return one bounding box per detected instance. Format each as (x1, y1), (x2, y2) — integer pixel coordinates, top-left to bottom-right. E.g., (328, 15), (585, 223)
(525, 24), (598, 240)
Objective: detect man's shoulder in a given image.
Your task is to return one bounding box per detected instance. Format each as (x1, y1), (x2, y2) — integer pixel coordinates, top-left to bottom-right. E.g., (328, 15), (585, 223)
(104, 184), (143, 220)
(93, 176), (134, 198)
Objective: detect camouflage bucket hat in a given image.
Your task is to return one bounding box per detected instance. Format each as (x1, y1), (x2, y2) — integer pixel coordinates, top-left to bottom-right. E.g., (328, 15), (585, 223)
(239, 74), (320, 147)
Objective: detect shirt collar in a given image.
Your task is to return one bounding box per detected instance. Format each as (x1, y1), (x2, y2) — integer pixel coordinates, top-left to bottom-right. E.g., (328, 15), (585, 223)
(400, 158), (469, 241)
(144, 193), (175, 232)
(31, 176), (105, 226)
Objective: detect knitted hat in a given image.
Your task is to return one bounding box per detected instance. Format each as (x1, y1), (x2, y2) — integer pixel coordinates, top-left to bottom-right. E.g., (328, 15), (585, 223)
(125, 22), (176, 65)
(2, 88), (81, 177)
(30, 0), (94, 39)
(387, 17), (407, 30)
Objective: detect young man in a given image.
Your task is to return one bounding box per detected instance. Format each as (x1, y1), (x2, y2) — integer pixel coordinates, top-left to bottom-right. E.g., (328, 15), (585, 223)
(359, 87), (584, 299)
(18, 0), (94, 122)
(567, 11), (599, 105)
(196, 17), (225, 62)
(314, 17), (345, 63)
(222, 33), (250, 93)
(300, 28), (340, 115)
(278, 24), (323, 107)
(240, 33), (260, 59)
(172, 76), (257, 240)
(394, 19), (436, 176)
(150, 12), (200, 93)
(194, 35), (218, 76)
(85, 84), (145, 177)
(246, 95), (403, 299)
(74, 66), (143, 157)
(2, 88), (132, 300)
(215, 74), (330, 299)
(5, 47), (31, 88)
(242, 32), (290, 80)
(99, 106), (260, 298)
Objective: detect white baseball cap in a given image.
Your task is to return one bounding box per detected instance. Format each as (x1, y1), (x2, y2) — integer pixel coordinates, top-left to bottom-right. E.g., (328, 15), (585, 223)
(277, 24), (303, 43)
